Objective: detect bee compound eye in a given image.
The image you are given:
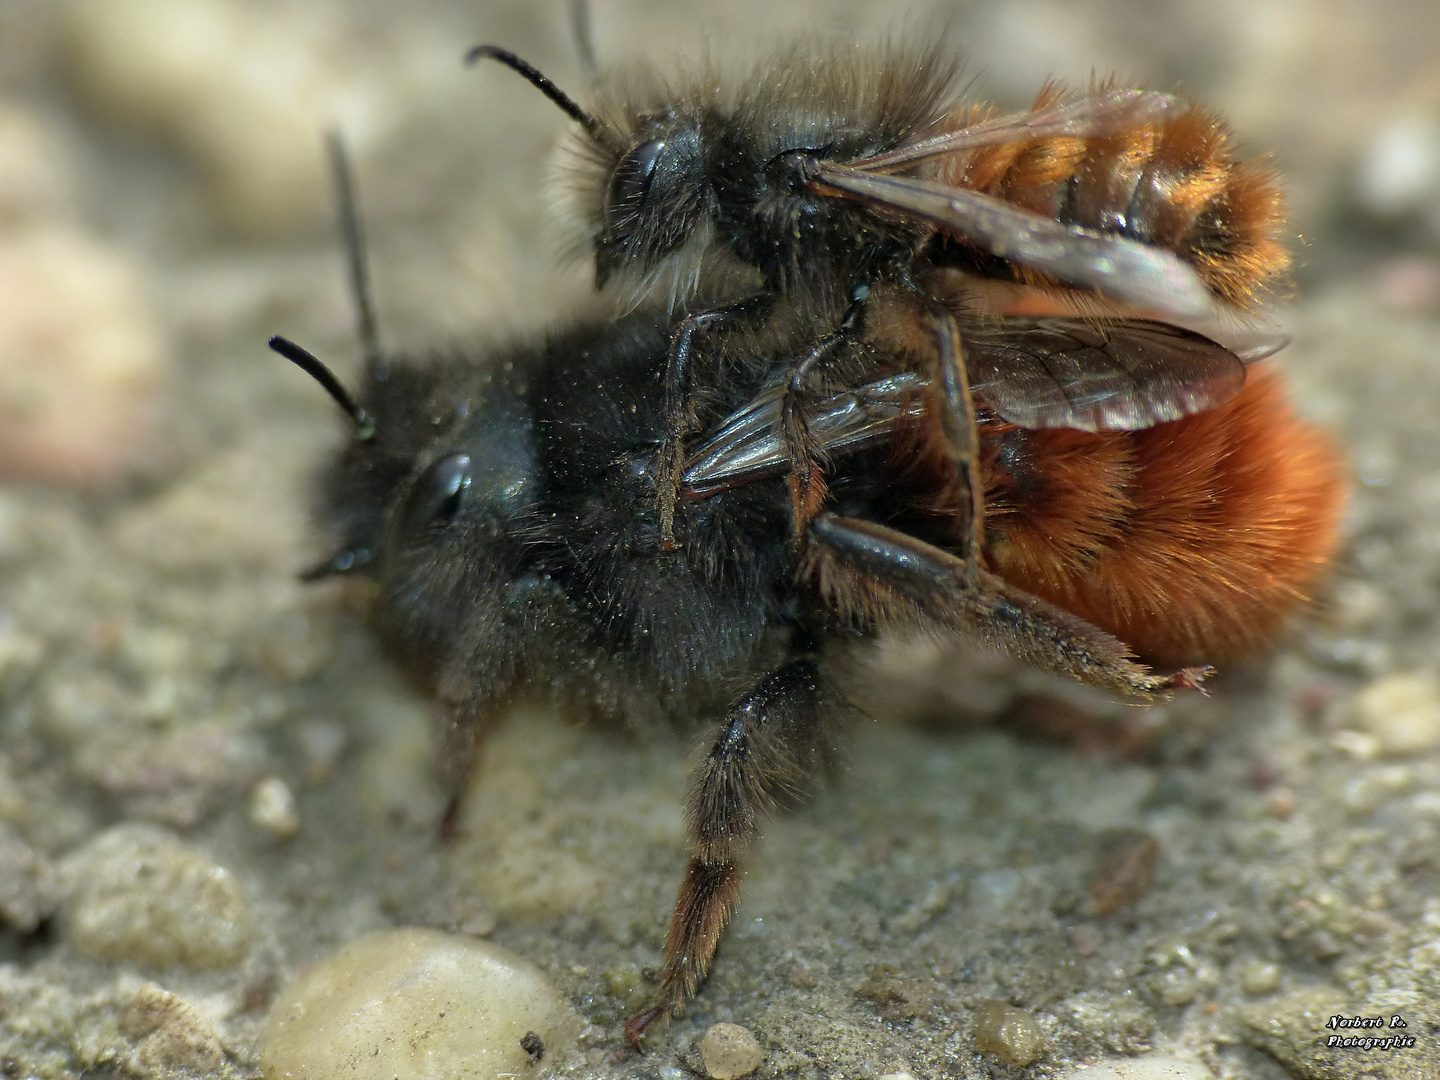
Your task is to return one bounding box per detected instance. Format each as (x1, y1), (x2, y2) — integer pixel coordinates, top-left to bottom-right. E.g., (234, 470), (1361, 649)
(401, 453), (472, 533)
(606, 139), (666, 218)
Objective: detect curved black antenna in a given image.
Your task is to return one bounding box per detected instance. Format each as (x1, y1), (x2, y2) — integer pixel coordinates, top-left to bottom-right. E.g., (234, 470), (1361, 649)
(269, 335), (376, 441)
(566, 0), (598, 81)
(465, 44), (613, 148)
(324, 131), (381, 370)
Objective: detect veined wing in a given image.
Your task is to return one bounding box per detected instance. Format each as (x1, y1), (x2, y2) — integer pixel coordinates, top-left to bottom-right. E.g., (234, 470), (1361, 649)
(964, 316), (1249, 431)
(681, 373), (923, 498)
(812, 163), (1217, 320)
(852, 89), (1180, 171)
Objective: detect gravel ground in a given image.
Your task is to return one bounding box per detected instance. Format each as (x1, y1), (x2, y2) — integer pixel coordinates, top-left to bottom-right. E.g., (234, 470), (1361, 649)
(1, 2), (1439, 1079)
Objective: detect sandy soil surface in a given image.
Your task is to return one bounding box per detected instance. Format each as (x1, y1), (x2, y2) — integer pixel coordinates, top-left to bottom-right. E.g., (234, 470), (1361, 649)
(1, 1), (1439, 1078)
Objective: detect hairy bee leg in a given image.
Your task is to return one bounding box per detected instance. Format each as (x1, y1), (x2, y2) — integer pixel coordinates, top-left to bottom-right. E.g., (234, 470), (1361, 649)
(808, 513), (1212, 698)
(927, 309), (986, 584)
(780, 298), (867, 538)
(626, 658), (829, 1048)
(657, 300), (763, 549)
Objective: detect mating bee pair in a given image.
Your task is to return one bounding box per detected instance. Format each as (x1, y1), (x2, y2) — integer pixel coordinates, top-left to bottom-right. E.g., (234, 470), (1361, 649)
(272, 32), (1344, 1045)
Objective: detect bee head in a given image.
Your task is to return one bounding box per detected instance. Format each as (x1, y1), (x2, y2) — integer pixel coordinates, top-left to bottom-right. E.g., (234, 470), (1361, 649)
(275, 338), (536, 605)
(593, 117), (711, 289)
(472, 39), (961, 305)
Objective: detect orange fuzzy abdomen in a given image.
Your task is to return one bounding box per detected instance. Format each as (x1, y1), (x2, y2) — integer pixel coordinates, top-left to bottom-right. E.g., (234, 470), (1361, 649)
(924, 93), (1289, 309)
(980, 367), (1345, 666)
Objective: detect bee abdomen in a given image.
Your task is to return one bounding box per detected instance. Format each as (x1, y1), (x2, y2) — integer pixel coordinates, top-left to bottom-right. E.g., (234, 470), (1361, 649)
(938, 96), (1289, 308)
(980, 368), (1343, 666)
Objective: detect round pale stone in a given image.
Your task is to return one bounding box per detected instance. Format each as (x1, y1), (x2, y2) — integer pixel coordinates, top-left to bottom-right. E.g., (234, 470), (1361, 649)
(259, 928), (578, 1080)
(1354, 671), (1440, 754)
(699, 1023), (764, 1080)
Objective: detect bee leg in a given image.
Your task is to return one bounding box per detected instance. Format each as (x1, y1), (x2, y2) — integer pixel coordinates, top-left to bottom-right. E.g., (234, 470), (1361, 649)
(780, 297), (868, 540)
(625, 657), (830, 1048)
(656, 300), (764, 550)
(434, 708), (486, 842)
(926, 308), (986, 587)
(807, 513), (1213, 699)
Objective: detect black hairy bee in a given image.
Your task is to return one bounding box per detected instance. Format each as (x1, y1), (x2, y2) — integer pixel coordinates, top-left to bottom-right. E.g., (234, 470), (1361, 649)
(275, 293), (1230, 1045)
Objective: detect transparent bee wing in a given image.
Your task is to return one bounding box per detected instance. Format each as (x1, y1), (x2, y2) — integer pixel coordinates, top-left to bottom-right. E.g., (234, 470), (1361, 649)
(853, 89), (1180, 171)
(682, 318), (1246, 495)
(963, 316), (1247, 431)
(681, 373), (924, 497)
(813, 164), (1218, 320)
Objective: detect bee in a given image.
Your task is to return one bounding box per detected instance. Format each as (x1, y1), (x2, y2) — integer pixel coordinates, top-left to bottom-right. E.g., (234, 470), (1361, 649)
(277, 290), (1342, 1044)
(469, 36), (1295, 552)
(275, 24), (1346, 1042)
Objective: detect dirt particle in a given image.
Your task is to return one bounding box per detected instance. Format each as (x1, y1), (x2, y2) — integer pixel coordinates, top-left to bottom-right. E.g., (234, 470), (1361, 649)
(974, 1000), (1046, 1066)
(1089, 829), (1161, 915)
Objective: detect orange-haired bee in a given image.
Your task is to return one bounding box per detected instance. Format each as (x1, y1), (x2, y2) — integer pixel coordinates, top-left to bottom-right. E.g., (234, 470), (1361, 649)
(261, 35), (1350, 1048)
(455, 35), (1346, 1041)
(469, 38), (1293, 551)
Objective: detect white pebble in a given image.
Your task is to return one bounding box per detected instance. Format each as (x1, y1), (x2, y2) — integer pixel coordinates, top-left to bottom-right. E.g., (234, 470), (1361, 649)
(699, 1023), (764, 1080)
(1353, 671), (1440, 754)
(0, 226), (165, 487)
(974, 1001), (1046, 1066)
(249, 777), (300, 840)
(62, 0), (405, 237)
(259, 928), (579, 1080)
(1239, 960), (1282, 995)
(1060, 1056), (1213, 1079)
(1355, 115), (1440, 220)
(58, 823), (250, 968)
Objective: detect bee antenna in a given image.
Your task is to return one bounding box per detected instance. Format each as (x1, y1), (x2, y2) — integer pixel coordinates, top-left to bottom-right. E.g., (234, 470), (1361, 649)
(325, 131), (381, 370)
(566, 0), (598, 81)
(465, 44), (610, 147)
(269, 335), (377, 441)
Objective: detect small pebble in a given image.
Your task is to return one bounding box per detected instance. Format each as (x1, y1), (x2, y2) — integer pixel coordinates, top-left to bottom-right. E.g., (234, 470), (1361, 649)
(0, 823), (57, 932)
(1156, 968), (1198, 1007)
(248, 777), (300, 840)
(1069, 924), (1102, 957)
(1306, 928), (1343, 960)
(259, 928), (578, 1080)
(78, 721), (262, 828)
(63, 0), (339, 235)
(0, 226), (165, 487)
(1354, 114), (1440, 221)
(1058, 1056), (1213, 1080)
(1239, 960), (1282, 995)
(698, 1023), (764, 1080)
(1353, 671), (1440, 754)
(58, 823), (250, 969)
(1264, 787), (1297, 819)
(974, 1001), (1046, 1066)
(296, 719), (350, 785)
(787, 964), (818, 988)
(121, 982), (225, 1074)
